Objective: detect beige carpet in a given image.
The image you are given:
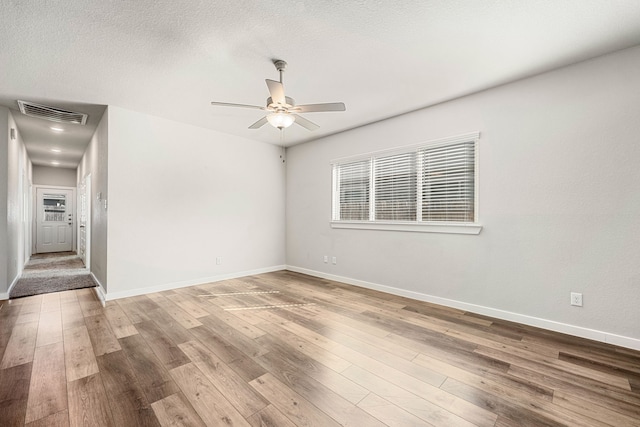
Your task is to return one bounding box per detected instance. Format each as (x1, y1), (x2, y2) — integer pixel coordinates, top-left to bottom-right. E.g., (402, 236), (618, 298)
(10, 252), (96, 298)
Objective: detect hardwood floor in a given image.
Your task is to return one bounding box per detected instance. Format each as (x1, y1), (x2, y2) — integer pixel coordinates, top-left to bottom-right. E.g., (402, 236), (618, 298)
(1, 270), (639, 426)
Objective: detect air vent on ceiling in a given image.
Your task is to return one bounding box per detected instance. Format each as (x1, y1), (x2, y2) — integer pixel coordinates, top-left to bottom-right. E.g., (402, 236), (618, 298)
(17, 100), (88, 125)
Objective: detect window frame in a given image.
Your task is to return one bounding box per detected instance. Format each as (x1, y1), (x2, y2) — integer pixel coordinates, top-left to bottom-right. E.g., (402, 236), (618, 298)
(330, 132), (482, 235)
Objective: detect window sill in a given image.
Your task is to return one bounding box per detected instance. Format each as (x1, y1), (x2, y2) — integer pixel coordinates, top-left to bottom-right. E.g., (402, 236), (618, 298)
(330, 220), (482, 235)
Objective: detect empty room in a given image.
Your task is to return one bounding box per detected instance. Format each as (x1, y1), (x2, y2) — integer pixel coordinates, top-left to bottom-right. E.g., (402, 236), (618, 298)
(1, 1), (639, 426)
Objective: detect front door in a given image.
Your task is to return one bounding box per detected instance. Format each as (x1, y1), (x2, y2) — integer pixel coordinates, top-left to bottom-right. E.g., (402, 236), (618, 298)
(36, 188), (74, 253)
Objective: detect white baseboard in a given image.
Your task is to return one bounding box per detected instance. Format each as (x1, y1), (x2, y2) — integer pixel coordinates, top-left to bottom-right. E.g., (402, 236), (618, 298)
(5, 274), (21, 299)
(286, 265), (640, 351)
(90, 272), (107, 307)
(104, 265), (287, 301)
(2, 256), (31, 300)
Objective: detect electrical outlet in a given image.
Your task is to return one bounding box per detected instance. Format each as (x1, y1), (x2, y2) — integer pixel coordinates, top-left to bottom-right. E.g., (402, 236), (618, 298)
(323, 255), (328, 263)
(216, 256), (222, 265)
(570, 292), (583, 307)
(332, 256), (337, 265)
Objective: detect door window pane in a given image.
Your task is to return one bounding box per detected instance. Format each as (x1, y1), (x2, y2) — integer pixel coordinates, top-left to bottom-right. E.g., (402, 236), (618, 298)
(43, 194), (67, 222)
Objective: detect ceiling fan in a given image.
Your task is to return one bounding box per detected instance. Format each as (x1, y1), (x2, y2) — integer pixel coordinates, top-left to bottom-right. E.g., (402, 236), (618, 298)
(210, 59), (346, 131)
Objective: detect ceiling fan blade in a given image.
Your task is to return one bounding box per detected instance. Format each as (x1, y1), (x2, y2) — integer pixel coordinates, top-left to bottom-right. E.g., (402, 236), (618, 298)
(211, 101), (265, 110)
(248, 116), (268, 129)
(265, 79), (285, 105)
(291, 102), (346, 113)
(292, 114), (319, 131)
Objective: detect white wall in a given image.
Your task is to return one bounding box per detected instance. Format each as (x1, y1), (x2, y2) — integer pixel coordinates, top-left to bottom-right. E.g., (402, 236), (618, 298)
(1, 108), (32, 298)
(0, 107), (8, 297)
(286, 46), (640, 348)
(33, 165), (77, 187)
(105, 106), (286, 298)
(77, 109), (109, 291)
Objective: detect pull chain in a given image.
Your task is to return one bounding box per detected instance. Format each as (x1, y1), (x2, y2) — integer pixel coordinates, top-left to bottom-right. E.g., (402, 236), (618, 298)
(280, 129), (286, 163)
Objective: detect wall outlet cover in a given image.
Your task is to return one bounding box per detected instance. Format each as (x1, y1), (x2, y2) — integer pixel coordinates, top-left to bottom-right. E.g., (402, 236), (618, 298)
(570, 292), (583, 307)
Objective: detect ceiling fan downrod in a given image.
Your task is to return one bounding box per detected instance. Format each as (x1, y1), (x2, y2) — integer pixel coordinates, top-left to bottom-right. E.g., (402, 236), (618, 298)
(273, 59), (287, 84)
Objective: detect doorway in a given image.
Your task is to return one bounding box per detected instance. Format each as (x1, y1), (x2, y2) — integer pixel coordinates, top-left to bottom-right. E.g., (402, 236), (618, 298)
(78, 174), (91, 269)
(35, 186), (75, 254)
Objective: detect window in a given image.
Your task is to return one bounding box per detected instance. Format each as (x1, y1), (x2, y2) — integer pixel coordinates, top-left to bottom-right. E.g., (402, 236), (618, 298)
(375, 152), (416, 221)
(331, 132), (481, 234)
(421, 141), (475, 223)
(336, 159), (370, 221)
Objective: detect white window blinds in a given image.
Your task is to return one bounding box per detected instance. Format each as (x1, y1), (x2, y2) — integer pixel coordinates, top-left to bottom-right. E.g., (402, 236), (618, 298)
(332, 133), (478, 225)
(374, 152), (417, 221)
(421, 141), (475, 222)
(335, 159), (370, 220)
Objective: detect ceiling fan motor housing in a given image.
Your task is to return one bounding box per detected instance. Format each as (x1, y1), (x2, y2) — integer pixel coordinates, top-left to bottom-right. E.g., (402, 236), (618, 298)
(267, 96), (295, 110)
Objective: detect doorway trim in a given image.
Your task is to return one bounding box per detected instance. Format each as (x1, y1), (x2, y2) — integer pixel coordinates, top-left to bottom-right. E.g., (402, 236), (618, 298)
(78, 174), (92, 272)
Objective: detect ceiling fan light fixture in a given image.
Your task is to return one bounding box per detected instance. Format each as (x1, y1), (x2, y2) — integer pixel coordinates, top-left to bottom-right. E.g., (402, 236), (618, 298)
(267, 112), (295, 129)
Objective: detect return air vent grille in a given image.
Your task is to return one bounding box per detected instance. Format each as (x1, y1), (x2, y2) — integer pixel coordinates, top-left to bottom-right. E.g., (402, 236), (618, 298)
(17, 100), (88, 125)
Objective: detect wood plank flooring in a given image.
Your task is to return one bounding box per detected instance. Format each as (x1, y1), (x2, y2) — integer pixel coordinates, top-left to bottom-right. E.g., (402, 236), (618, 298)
(0, 270), (639, 426)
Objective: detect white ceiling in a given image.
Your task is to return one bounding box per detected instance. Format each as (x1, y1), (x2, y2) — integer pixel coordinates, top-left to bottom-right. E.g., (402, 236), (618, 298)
(2, 1), (640, 168)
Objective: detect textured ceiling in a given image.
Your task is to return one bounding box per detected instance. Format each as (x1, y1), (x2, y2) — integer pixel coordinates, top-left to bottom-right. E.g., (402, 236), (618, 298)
(2, 1), (640, 168)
